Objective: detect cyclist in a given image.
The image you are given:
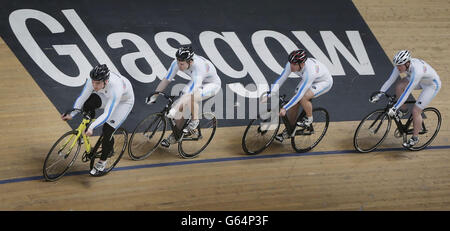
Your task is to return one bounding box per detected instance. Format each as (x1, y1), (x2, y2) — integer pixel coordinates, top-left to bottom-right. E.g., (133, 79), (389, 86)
(370, 50), (441, 147)
(146, 46), (221, 147)
(61, 64), (135, 175)
(262, 49), (333, 142)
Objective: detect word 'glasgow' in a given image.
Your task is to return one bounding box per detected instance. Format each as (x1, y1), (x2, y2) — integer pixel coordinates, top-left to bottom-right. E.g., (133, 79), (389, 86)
(9, 9), (374, 98)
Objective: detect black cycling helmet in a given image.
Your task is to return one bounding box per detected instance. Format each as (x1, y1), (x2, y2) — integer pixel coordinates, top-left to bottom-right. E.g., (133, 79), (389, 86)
(288, 49), (307, 64)
(175, 46), (194, 61)
(90, 64), (110, 81)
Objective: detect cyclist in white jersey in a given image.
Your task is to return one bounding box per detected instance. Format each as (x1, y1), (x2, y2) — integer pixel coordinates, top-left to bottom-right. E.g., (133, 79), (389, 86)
(145, 46), (221, 147)
(370, 50), (441, 147)
(61, 64), (135, 175)
(262, 49), (333, 142)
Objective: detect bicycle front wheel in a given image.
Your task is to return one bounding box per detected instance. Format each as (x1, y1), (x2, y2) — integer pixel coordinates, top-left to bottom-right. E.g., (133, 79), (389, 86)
(128, 113), (167, 160)
(353, 109), (391, 153)
(178, 112), (217, 158)
(90, 127), (128, 176)
(242, 116), (280, 155)
(43, 130), (81, 181)
(406, 107), (441, 151)
(291, 108), (329, 153)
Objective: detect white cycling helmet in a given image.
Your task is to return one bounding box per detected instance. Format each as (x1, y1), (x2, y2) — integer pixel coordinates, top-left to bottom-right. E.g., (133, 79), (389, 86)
(393, 50), (411, 65)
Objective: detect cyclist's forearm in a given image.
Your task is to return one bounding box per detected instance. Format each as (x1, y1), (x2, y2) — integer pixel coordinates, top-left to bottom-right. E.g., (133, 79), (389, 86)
(283, 89), (307, 111)
(283, 71), (311, 111)
(380, 67), (398, 93)
(270, 64), (291, 93)
(71, 81), (92, 117)
(155, 78), (170, 93)
(394, 72), (418, 109)
(69, 110), (79, 118)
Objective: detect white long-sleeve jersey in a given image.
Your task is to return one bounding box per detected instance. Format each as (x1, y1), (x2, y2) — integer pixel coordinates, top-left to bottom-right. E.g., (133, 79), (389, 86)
(164, 54), (221, 93)
(71, 72), (134, 130)
(379, 58), (441, 110)
(269, 58), (333, 110)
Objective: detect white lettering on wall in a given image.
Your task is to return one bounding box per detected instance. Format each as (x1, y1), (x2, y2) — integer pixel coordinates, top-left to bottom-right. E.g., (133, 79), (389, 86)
(200, 31), (269, 98)
(9, 9), (91, 86)
(292, 30), (374, 75)
(252, 30), (299, 78)
(9, 9), (376, 94)
(107, 32), (167, 83)
(62, 9), (119, 73)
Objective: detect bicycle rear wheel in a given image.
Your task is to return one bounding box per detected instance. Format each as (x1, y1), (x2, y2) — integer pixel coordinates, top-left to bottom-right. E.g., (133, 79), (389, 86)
(178, 112), (217, 158)
(242, 116), (280, 155)
(90, 127), (128, 176)
(353, 109), (391, 153)
(291, 107), (329, 153)
(405, 107), (441, 151)
(128, 113), (167, 160)
(43, 130), (81, 181)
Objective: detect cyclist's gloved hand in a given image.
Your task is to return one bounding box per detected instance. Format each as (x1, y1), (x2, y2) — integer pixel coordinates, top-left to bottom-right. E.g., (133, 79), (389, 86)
(388, 107), (397, 117)
(61, 113), (72, 121)
(369, 92), (383, 103)
(145, 94), (158, 105)
(85, 127), (94, 137)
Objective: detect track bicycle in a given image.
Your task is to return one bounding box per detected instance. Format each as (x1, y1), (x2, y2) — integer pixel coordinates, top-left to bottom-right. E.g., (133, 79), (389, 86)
(43, 109), (127, 181)
(128, 92), (217, 160)
(353, 91), (441, 152)
(242, 92), (329, 154)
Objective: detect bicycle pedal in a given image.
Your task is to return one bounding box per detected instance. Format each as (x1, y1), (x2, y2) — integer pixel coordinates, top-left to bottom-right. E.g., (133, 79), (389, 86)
(83, 151), (96, 162)
(274, 134), (285, 143)
(108, 151), (115, 158)
(394, 129), (402, 138)
(161, 139), (171, 148)
(296, 130), (314, 136)
(184, 130), (198, 137)
(81, 152), (90, 162)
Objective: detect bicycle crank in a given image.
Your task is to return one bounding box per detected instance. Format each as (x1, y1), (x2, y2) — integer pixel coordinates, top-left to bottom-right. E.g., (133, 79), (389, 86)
(394, 128), (402, 138)
(81, 151), (92, 162)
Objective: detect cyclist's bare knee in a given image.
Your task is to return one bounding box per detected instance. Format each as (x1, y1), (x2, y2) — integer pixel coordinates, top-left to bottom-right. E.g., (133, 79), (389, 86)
(412, 106), (422, 117)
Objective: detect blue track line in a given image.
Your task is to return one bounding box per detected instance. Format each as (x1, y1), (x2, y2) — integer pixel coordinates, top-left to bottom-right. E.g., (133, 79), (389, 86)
(1, 145), (450, 185)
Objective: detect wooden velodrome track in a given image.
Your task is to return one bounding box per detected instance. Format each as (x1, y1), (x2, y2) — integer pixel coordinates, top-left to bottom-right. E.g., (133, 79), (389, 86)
(0, 0), (449, 210)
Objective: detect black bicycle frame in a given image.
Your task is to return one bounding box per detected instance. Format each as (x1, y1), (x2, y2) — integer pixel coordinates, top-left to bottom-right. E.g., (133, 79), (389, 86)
(376, 93), (427, 136)
(279, 97), (314, 136)
(147, 92), (203, 142)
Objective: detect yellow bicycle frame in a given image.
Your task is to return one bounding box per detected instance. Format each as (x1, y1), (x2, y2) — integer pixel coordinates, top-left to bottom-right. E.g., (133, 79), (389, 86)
(59, 118), (96, 154)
